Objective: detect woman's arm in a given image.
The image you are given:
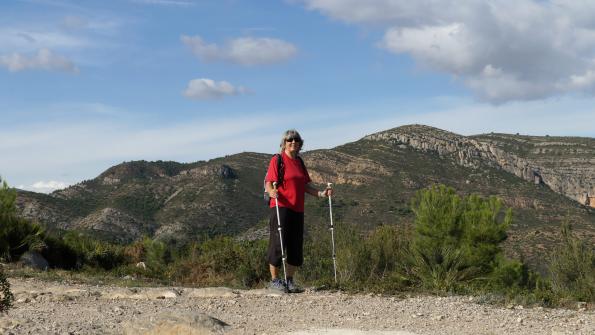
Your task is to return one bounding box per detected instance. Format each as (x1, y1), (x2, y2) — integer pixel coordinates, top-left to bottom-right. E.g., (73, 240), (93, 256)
(305, 183), (332, 198)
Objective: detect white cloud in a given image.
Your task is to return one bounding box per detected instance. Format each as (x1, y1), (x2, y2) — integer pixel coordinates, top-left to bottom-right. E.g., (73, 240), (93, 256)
(0, 48), (79, 73)
(182, 78), (247, 100)
(569, 69), (595, 90)
(24, 180), (70, 193)
(181, 35), (297, 65)
(381, 23), (474, 74)
(300, 0), (595, 103)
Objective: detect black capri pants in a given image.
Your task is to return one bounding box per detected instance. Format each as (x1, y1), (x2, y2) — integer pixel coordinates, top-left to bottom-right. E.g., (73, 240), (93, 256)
(268, 207), (304, 267)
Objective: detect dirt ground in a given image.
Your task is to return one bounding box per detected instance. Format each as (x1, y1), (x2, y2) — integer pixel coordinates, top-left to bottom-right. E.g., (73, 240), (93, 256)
(0, 278), (593, 335)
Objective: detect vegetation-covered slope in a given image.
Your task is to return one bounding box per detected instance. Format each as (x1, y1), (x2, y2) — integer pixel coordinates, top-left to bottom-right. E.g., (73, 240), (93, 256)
(14, 125), (595, 265)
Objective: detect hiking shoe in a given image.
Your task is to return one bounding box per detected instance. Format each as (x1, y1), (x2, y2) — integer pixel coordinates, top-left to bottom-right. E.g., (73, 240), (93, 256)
(286, 278), (304, 293)
(269, 278), (287, 293)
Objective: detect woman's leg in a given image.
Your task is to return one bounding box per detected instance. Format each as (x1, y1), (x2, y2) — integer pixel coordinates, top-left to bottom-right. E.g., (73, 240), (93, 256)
(285, 210), (304, 279)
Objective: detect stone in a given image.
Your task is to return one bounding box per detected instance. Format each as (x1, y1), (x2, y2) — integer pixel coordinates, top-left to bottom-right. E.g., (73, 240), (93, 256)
(186, 287), (238, 298)
(102, 289), (178, 300)
(18, 251), (49, 271)
(0, 317), (20, 330)
(122, 312), (230, 335)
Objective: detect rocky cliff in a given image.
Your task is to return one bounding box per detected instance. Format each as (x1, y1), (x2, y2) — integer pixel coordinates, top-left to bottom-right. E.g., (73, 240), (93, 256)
(364, 124), (595, 207)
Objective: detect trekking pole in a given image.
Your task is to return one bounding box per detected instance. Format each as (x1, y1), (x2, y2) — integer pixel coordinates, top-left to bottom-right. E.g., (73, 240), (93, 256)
(273, 182), (288, 290)
(327, 182), (337, 284)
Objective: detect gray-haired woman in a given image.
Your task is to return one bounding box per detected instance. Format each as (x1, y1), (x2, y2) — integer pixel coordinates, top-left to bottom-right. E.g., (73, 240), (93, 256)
(264, 129), (333, 292)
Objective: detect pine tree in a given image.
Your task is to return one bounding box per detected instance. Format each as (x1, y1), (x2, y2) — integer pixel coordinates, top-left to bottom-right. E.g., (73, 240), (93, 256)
(0, 176), (14, 313)
(408, 184), (512, 291)
(0, 176), (16, 218)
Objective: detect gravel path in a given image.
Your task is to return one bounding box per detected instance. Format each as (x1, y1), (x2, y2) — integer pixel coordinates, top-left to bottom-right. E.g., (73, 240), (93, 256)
(0, 278), (593, 334)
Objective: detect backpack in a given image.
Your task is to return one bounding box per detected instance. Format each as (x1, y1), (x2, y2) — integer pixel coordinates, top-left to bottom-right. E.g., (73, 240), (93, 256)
(263, 153), (306, 204)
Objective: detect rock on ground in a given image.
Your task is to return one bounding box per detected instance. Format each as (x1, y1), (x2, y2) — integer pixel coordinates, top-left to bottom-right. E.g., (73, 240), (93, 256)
(0, 278), (593, 335)
(123, 311), (230, 335)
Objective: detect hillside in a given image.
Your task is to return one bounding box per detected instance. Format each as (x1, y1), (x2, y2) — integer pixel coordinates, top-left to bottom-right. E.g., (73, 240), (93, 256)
(17, 154), (270, 244)
(15, 124), (595, 263)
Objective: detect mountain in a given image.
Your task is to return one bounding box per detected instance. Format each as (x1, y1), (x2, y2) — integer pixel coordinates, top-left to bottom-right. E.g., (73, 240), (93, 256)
(17, 155), (270, 243)
(15, 124), (595, 262)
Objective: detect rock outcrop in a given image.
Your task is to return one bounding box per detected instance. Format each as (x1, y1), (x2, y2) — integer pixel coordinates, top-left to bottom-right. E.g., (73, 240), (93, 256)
(75, 207), (151, 242)
(364, 124), (595, 206)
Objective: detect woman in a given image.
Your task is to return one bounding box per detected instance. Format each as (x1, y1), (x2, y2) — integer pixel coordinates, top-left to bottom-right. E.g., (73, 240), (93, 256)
(265, 129), (332, 293)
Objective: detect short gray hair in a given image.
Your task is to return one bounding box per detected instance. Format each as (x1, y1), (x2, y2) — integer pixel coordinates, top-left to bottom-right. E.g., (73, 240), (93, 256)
(279, 129), (303, 153)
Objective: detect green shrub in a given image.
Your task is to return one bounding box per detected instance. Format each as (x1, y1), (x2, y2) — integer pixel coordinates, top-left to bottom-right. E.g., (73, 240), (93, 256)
(0, 268), (13, 313)
(172, 237), (268, 288)
(300, 225), (335, 287)
(301, 223), (409, 292)
(42, 234), (80, 269)
(0, 215), (46, 262)
(143, 237), (171, 273)
(233, 239), (268, 287)
(0, 177), (16, 217)
(0, 178), (46, 262)
(489, 257), (530, 289)
(58, 231), (126, 270)
(548, 223), (595, 302)
(407, 185), (512, 292)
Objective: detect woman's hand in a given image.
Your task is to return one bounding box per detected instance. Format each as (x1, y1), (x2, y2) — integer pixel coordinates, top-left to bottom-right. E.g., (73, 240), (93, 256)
(318, 187), (333, 198)
(268, 189), (278, 199)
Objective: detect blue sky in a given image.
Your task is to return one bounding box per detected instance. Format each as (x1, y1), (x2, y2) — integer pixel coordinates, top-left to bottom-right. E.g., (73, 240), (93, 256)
(2, 0), (595, 193)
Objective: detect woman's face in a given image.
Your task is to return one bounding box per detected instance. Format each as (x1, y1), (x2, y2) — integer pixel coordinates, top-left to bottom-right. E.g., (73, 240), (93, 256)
(284, 137), (302, 154)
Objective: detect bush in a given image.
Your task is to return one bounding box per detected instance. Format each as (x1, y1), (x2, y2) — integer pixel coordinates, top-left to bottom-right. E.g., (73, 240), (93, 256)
(489, 257), (531, 290)
(407, 185), (512, 292)
(172, 237), (268, 288)
(55, 231), (126, 270)
(0, 268), (13, 313)
(301, 223), (409, 292)
(143, 237), (171, 274)
(0, 177), (46, 262)
(0, 177), (16, 217)
(0, 215), (46, 262)
(300, 224), (339, 287)
(42, 235), (80, 269)
(549, 223), (595, 302)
